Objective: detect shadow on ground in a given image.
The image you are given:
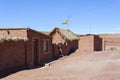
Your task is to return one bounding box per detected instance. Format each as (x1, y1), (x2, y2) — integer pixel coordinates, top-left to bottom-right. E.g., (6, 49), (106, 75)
(0, 57), (60, 79)
(0, 50), (76, 79)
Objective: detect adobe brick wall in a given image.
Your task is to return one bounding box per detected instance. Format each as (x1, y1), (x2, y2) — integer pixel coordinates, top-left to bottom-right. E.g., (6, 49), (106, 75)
(69, 40), (78, 53)
(51, 31), (77, 56)
(53, 43), (69, 57)
(51, 31), (65, 44)
(53, 44), (59, 57)
(79, 36), (94, 52)
(0, 28), (53, 68)
(61, 42), (70, 55)
(53, 42), (70, 56)
(51, 31), (69, 56)
(102, 38), (120, 51)
(0, 29), (27, 38)
(40, 39), (53, 62)
(27, 29), (53, 66)
(0, 40), (26, 73)
(79, 35), (102, 52)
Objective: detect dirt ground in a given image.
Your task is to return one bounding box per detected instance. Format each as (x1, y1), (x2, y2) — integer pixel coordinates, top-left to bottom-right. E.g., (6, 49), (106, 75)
(1, 50), (120, 80)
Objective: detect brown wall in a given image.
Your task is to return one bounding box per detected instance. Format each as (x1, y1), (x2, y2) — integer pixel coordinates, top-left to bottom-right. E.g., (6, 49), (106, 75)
(51, 31), (78, 56)
(0, 40), (26, 72)
(51, 31), (65, 44)
(102, 38), (120, 51)
(79, 35), (102, 52)
(79, 36), (94, 52)
(0, 28), (53, 68)
(51, 31), (68, 57)
(0, 29), (27, 38)
(69, 40), (79, 53)
(26, 29), (53, 67)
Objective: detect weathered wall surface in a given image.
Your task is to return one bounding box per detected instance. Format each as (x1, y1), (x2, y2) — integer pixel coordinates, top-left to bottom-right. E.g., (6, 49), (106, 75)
(0, 40), (26, 72)
(0, 29), (27, 38)
(51, 31), (69, 56)
(79, 35), (102, 52)
(102, 38), (120, 51)
(79, 36), (94, 52)
(68, 40), (78, 53)
(51, 31), (78, 56)
(0, 28), (53, 69)
(51, 31), (65, 44)
(27, 29), (53, 66)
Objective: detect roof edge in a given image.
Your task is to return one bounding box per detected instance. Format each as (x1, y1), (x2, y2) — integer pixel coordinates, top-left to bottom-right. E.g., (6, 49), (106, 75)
(50, 27), (79, 41)
(0, 27), (30, 30)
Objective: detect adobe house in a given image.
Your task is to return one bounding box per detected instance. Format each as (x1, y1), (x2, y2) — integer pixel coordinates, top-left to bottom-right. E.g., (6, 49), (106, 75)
(99, 34), (120, 51)
(0, 28), (53, 73)
(78, 34), (102, 52)
(50, 27), (79, 57)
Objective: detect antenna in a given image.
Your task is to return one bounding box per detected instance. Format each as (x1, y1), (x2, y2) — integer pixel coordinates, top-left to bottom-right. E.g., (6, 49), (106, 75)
(67, 16), (71, 30)
(89, 23), (92, 34)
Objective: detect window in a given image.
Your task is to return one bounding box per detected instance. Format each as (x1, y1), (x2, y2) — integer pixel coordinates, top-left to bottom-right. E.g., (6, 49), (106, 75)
(43, 40), (49, 52)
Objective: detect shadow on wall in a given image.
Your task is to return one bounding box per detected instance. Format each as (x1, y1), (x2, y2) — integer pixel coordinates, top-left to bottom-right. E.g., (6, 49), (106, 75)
(0, 57), (60, 79)
(52, 40), (78, 57)
(69, 40), (79, 54)
(0, 43), (73, 79)
(0, 40), (27, 78)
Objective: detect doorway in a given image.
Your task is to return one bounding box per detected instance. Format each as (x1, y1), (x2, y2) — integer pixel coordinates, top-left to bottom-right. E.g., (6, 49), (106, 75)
(33, 39), (39, 66)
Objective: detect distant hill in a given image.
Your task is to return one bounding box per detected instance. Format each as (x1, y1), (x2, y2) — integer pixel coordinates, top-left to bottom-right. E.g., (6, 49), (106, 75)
(76, 33), (120, 38)
(99, 34), (120, 38)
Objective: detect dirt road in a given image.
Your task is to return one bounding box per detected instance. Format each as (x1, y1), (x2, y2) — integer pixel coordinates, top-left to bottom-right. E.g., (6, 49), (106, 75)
(1, 51), (120, 80)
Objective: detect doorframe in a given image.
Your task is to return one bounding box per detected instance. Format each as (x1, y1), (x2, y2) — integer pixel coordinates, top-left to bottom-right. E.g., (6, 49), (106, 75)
(32, 38), (40, 66)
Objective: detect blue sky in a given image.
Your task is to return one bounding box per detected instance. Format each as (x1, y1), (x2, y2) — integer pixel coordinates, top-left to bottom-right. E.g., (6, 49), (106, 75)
(0, 0), (120, 34)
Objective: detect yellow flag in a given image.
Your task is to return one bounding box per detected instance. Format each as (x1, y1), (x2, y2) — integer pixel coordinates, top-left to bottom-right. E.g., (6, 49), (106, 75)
(62, 20), (69, 24)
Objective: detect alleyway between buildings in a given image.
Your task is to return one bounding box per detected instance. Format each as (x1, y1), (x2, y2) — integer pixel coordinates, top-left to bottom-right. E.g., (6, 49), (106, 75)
(1, 50), (120, 80)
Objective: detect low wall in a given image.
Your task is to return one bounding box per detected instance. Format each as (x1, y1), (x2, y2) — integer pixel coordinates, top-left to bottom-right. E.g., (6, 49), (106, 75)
(103, 38), (120, 51)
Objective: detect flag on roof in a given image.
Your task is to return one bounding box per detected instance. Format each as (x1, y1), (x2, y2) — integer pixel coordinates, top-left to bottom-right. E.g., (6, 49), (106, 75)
(62, 20), (69, 25)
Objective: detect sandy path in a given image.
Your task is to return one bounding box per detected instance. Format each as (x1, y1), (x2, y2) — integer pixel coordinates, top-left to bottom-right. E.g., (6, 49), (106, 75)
(1, 51), (120, 80)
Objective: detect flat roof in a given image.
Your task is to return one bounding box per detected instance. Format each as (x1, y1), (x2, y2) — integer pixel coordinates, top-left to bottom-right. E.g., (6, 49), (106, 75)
(0, 27), (29, 30)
